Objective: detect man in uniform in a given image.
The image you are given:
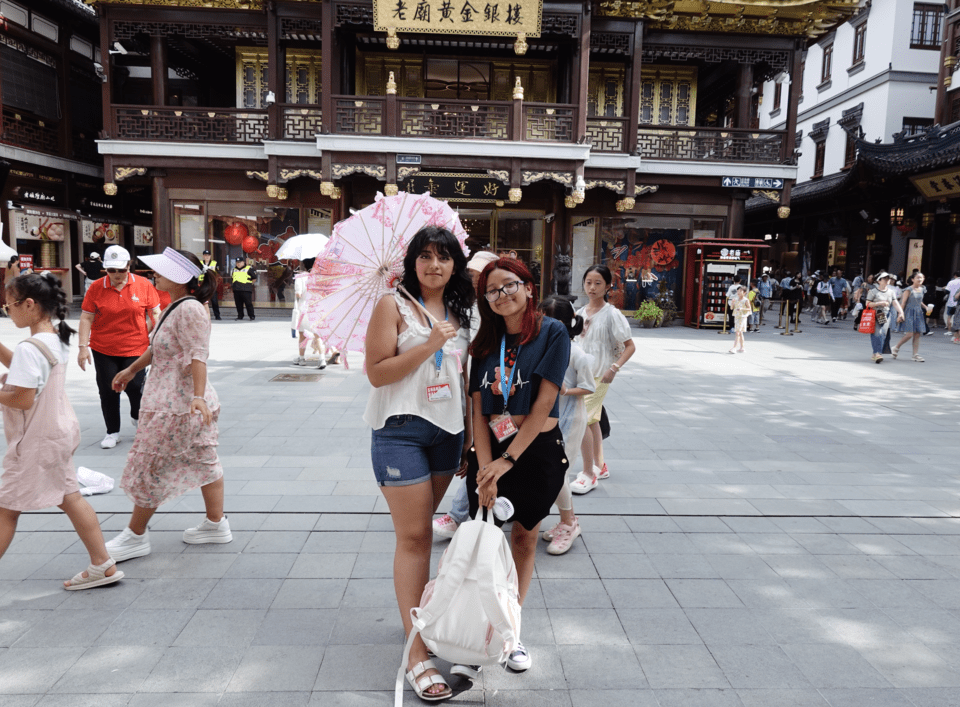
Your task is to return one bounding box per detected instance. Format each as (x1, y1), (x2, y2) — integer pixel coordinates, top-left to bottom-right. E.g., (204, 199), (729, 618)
(200, 250), (221, 320)
(231, 256), (256, 320)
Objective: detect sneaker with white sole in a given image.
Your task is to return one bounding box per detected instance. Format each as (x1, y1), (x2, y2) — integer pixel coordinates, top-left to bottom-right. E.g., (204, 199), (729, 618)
(570, 472), (598, 495)
(105, 527), (150, 561)
(547, 517), (581, 556)
(100, 432), (120, 449)
(507, 642), (531, 672)
(542, 520), (562, 542)
(432, 514), (459, 539)
(450, 664), (481, 681)
(182, 516), (233, 544)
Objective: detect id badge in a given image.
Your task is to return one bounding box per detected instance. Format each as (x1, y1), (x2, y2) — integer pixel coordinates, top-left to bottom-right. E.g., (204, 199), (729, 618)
(489, 413), (518, 442)
(426, 378), (453, 403)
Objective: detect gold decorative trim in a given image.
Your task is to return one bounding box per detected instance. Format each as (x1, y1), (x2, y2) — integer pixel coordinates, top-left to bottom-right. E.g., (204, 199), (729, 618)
(564, 195), (577, 209)
(585, 179), (625, 194)
(521, 171), (574, 187)
(103, 183), (118, 196)
(508, 187), (522, 202)
(280, 169), (323, 182)
(635, 184), (659, 196)
(246, 171), (269, 182)
(398, 167), (421, 181)
(616, 197), (636, 212)
(332, 164), (387, 180)
(320, 181), (335, 196)
(486, 170), (510, 184)
(778, 206), (791, 219)
(751, 189), (780, 202)
(114, 167), (146, 182)
(384, 183), (399, 196)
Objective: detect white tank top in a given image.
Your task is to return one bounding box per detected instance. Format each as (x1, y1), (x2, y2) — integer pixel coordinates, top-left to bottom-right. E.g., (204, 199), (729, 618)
(363, 293), (470, 434)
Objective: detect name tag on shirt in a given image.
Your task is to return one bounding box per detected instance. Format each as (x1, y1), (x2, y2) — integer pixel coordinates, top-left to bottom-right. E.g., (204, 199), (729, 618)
(489, 412), (518, 442)
(426, 380), (452, 403)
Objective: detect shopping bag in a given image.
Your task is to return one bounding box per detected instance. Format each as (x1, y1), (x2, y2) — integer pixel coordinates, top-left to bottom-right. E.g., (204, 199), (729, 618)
(858, 308), (876, 334)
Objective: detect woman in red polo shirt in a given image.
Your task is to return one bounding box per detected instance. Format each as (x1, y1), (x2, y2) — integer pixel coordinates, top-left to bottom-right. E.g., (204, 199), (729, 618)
(78, 245), (161, 449)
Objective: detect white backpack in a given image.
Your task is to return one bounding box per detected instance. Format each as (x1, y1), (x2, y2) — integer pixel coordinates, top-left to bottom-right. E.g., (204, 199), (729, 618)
(395, 510), (521, 706)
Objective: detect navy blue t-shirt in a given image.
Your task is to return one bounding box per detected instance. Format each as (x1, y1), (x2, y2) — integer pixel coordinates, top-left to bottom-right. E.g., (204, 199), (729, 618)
(469, 316), (570, 418)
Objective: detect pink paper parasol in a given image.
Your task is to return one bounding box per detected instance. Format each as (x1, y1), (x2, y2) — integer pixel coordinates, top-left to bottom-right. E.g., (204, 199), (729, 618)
(298, 191), (470, 362)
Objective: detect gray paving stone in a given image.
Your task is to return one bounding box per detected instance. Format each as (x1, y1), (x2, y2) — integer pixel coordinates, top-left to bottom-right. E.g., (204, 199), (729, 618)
(665, 579), (744, 608)
(50, 646), (164, 694)
(780, 644), (891, 688)
(128, 579), (218, 610)
(173, 609), (266, 647)
(0, 611), (46, 648)
(569, 689), (659, 707)
(226, 646), (324, 692)
(14, 610), (120, 648)
(653, 688), (745, 707)
(94, 609), (194, 646)
(223, 553), (297, 579)
(218, 694), (310, 707)
(548, 608), (629, 645)
(685, 608), (777, 645)
(709, 645), (812, 688)
(558, 645), (647, 689)
(288, 553), (357, 579)
(648, 554), (722, 579)
(313, 645), (401, 691)
(199, 578), (283, 609)
(252, 609), (338, 646)
(617, 608), (702, 645)
(33, 695), (131, 707)
(481, 644), (566, 691)
(857, 644), (960, 688)
(816, 688), (915, 707)
(139, 645), (244, 693)
(590, 553), (659, 579)
(736, 689), (829, 707)
(0, 647), (84, 694)
(635, 644), (729, 688)
(602, 579), (680, 609)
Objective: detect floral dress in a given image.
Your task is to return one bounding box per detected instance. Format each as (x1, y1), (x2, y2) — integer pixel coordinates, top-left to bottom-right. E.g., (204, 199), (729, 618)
(121, 299), (222, 508)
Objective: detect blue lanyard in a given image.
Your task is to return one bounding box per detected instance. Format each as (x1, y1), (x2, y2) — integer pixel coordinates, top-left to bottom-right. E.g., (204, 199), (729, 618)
(419, 297), (448, 373)
(499, 335), (521, 411)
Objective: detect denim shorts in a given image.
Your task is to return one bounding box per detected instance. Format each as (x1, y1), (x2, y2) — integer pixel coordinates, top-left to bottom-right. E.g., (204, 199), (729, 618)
(371, 415), (464, 487)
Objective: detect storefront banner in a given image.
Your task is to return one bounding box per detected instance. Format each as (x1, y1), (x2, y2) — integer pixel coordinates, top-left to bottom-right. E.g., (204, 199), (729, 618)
(599, 219), (685, 311)
(81, 220), (121, 244)
(907, 239), (923, 274)
(400, 173), (510, 203)
(11, 211), (67, 241)
(134, 226), (154, 247)
(910, 167), (960, 201)
(374, 0), (542, 37)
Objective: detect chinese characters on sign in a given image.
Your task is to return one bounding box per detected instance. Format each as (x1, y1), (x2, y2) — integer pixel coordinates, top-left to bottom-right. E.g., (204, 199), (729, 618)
(910, 168), (960, 200)
(401, 173), (509, 203)
(375, 0), (541, 36)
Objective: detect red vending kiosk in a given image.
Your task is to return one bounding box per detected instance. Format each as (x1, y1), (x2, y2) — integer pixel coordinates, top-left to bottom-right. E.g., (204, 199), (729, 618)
(680, 240), (768, 329)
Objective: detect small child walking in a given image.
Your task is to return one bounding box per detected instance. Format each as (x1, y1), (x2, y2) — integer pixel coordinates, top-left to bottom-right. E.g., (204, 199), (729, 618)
(0, 272), (123, 590)
(730, 286), (752, 353)
(538, 296), (595, 555)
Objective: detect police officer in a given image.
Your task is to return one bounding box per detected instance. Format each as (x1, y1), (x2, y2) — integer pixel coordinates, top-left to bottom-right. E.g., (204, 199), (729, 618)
(200, 250), (221, 320)
(232, 256), (256, 320)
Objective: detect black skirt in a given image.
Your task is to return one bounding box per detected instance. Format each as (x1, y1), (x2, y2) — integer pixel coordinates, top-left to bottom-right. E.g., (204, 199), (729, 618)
(466, 426), (568, 531)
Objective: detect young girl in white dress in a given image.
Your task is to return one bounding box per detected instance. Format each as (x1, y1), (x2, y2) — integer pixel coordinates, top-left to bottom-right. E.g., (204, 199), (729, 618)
(0, 272), (122, 590)
(570, 265), (636, 494)
(538, 296), (595, 555)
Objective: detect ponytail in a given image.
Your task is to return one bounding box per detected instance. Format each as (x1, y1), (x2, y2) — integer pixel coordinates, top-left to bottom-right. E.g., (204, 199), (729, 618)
(177, 250), (217, 304)
(9, 272), (76, 345)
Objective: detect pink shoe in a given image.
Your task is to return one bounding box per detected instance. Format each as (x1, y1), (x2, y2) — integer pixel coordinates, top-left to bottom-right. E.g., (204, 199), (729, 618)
(597, 463), (610, 480)
(432, 514), (459, 539)
(547, 517), (581, 555)
(542, 520), (562, 542)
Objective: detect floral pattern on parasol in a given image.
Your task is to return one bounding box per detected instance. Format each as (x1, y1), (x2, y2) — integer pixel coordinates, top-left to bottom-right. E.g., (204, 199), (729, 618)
(297, 191), (470, 364)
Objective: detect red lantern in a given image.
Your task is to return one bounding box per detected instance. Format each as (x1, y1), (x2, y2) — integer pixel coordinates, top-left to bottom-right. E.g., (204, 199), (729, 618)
(242, 235), (259, 253)
(224, 222), (248, 246)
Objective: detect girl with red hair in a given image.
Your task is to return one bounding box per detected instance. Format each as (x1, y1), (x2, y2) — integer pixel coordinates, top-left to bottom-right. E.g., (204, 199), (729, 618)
(467, 257), (570, 674)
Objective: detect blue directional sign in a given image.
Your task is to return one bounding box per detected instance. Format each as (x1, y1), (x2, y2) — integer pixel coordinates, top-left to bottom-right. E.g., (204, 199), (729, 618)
(721, 176), (784, 189)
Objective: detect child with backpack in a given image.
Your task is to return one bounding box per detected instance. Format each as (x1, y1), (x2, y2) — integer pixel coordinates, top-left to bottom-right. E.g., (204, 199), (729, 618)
(538, 296), (595, 555)
(467, 257), (570, 673)
(0, 272), (123, 590)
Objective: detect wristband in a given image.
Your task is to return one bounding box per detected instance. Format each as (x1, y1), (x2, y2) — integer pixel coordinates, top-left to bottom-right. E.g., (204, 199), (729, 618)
(80, 344), (89, 348)
(610, 363), (620, 371)
(192, 396), (205, 401)
(501, 451), (516, 465)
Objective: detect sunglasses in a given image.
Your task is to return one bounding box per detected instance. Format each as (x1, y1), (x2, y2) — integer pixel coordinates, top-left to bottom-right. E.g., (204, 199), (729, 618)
(1, 299), (24, 314)
(106, 268), (128, 274)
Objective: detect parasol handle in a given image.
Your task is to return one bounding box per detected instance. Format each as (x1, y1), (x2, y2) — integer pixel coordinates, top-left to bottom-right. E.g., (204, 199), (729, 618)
(396, 284), (440, 325)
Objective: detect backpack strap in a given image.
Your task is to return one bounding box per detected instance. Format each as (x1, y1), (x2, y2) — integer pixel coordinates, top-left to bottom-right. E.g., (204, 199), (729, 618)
(474, 528), (520, 656)
(22, 338), (58, 367)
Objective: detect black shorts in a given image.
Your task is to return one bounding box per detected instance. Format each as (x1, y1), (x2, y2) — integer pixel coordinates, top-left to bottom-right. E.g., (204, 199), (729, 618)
(467, 425), (568, 531)
(817, 293), (832, 306)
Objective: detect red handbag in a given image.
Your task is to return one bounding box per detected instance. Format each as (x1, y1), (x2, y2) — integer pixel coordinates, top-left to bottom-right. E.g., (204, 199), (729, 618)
(858, 308), (876, 334)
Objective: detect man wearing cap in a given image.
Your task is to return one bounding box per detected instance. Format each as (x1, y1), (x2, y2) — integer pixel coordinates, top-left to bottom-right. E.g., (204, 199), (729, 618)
(231, 256), (256, 320)
(200, 250), (221, 320)
(77, 245), (161, 449)
(75, 251), (103, 296)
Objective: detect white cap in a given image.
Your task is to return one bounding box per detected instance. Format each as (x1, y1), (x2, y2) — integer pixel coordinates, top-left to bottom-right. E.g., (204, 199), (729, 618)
(103, 245), (131, 268)
(139, 247), (202, 285)
(467, 251), (498, 273)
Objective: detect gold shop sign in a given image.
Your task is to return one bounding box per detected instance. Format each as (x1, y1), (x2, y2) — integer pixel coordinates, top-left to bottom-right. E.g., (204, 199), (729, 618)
(910, 167), (960, 200)
(401, 172), (509, 203)
(374, 0), (542, 37)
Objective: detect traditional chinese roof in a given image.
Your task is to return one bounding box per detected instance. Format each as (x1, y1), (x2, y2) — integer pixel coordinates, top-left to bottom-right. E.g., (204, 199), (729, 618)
(745, 169), (854, 212)
(856, 122), (960, 177)
(596, 0), (862, 38)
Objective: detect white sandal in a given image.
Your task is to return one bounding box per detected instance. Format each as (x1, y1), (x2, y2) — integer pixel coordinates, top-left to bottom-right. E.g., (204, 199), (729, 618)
(570, 471), (598, 495)
(405, 660), (452, 702)
(64, 558), (124, 591)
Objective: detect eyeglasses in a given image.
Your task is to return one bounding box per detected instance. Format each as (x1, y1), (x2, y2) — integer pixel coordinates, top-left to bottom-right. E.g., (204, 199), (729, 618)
(105, 268), (128, 274)
(1, 299), (24, 314)
(483, 280), (524, 302)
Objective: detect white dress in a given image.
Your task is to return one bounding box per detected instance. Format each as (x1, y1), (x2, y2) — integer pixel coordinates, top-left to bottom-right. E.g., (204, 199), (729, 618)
(558, 342), (595, 468)
(575, 303), (632, 378)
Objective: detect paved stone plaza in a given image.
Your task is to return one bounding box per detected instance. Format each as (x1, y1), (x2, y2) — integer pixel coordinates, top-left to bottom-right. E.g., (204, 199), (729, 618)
(1, 313), (960, 707)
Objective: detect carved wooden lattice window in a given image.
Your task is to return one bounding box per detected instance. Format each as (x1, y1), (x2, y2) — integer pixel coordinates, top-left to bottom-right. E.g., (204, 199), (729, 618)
(588, 63), (625, 117)
(844, 132), (856, 168)
(236, 48), (322, 108)
(911, 3), (944, 49)
(813, 141), (826, 177)
(639, 66), (697, 126)
(358, 53), (424, 97)
(852, 23), (867, 65)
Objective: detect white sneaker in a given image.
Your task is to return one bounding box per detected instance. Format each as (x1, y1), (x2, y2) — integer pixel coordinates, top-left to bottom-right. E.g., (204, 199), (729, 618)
(105, 527), (150, 561)
(100, 433), (120, 449)
(507, 642), (532, 672)
(432, 514), (459, 539)
(131, 418), (138, 429)
(182, 516), (233, 544)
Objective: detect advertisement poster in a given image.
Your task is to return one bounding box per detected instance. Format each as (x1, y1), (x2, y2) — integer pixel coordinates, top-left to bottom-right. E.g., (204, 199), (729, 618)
(134, 226), (154, 247)
(11, 212), (67, 241)
(907, 238), (924, 275)
(598, 217), (685, 311)
(81, 220), (121, 244)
